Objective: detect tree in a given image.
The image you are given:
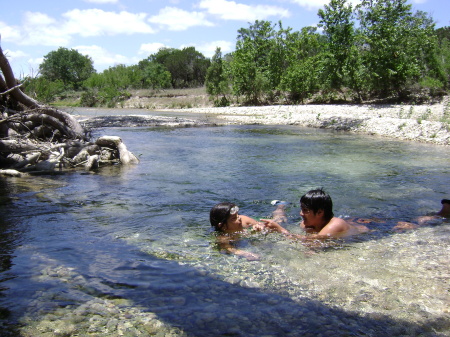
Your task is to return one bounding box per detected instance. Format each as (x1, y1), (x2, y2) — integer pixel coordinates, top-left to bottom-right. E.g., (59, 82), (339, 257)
(39, 47), (95, 90)
(149, 47), (210, 88)
(279, 27), (324, 103)
(318, 0), (356, 93)
(22, 77), (65, 104)
(137, 60), (171, 89)
(232, 20), (278, 104)
(356, 0), (439, 97)
(435, 27), (450, 87)
(205, 48), (230, 106)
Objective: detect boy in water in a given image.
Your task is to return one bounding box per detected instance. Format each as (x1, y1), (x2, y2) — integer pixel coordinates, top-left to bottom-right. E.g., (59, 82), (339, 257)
(262, 188), (369, 240)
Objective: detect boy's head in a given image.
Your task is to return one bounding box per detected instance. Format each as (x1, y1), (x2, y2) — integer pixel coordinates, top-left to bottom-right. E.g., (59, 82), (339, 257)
(300, 188), (334, 221)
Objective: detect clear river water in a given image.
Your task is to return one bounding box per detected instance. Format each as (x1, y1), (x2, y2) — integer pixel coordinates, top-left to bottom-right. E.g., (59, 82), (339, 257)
(0, 119), (449, 336)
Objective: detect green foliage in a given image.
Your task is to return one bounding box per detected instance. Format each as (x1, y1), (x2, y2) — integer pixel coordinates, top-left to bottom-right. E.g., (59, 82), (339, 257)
(278, 27), (325, 103)
(224, 0), (448, 105)
(231, 20), (281, 104)
(80, 87), (131, 108)
(356, 0), (438, 97)
(39, 47), (95, 90)
(22, 77), (65, 103)
(434, 30), (450, 86)
(84, 64), (140, 90)
(205, 48), (231, 106)
(149, 47), (210, 88)
(36, 1), (449, 107)
(137, 61), (172, 89)
(318, 0), (355, 92)
(279, 56), (322, 104)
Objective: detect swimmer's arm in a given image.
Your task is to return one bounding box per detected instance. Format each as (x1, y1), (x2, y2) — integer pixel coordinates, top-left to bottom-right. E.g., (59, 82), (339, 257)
(259, 219), (290, 234)
(225, 247), (260, 261)
(240, 215), (267, 232)
(216, 235), (260, 261)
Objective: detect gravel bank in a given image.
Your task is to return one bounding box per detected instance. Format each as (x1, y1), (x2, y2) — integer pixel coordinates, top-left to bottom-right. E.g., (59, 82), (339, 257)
(79, 97), (450, 145)
(162, 98), (450, 145)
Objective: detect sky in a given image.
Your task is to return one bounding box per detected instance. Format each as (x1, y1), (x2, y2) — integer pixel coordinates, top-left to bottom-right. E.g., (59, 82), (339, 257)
(1, 0), (449, 78)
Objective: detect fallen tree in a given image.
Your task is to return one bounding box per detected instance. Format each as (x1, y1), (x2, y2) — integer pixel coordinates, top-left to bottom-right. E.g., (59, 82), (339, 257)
(0, 43), (138, 177)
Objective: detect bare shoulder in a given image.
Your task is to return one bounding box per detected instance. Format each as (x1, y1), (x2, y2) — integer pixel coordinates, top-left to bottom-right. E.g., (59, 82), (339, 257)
(320, 217), (368, 237)
(329, 217), (351, 229)
(240, 215), (258, 227)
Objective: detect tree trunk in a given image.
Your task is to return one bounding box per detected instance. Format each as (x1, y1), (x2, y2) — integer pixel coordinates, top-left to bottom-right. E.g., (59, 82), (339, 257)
(0, 41), (138, 173)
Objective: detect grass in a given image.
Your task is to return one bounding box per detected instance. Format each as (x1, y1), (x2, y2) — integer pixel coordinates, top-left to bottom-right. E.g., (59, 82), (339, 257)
(50, 87), (213, 110)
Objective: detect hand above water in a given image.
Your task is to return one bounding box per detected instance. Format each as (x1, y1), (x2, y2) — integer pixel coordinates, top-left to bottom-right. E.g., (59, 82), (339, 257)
(259, 219), (290, 235)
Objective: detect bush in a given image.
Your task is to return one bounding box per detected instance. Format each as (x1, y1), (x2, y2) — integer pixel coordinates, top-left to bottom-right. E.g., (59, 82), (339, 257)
(22, 77), (65, 103)
(79, 87), (131, 108)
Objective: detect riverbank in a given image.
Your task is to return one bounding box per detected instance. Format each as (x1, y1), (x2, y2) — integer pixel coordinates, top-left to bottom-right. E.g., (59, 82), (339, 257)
(161, 98), (450, 145)
(78, 95), (450, 145)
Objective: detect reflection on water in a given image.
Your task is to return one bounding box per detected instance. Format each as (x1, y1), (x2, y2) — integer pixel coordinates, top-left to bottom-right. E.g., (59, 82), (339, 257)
(0, 125), (449, 336)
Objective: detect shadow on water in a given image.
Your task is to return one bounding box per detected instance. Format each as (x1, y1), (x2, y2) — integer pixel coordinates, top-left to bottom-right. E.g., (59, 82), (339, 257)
(1, 236), (448, 337)
(0, 190), (448, 336)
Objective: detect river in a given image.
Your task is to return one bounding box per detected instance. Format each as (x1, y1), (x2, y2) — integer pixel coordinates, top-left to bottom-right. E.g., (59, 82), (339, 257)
(0, 120), (449, 336)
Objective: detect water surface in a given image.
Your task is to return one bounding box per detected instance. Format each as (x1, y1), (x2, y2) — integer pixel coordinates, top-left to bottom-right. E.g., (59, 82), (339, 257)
(0, 124), (449, 336)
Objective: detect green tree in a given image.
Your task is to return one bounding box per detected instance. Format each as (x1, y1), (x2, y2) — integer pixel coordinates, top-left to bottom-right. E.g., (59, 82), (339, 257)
(436, 26), (450, 44)
(279, 27), (324, 103)
(232, 20), (278, 104)
(39, 47), (95, 90)
(149, 47), (210, 88)
(137, 60), (172, 89)
(318, 0), (356, 93)
(357, 0), (439, 97)
(205, 47), (230, 106)
(22, 77), (65, 104)
(435, 27), (450, 87)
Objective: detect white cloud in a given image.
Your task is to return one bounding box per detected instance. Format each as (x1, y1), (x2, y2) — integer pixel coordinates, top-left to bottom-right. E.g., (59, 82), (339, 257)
(290, 0), (360, 10)
(3, 49), (28, 60)
(148, 7), (214, 31)
(198, 0), (290, 21)
(74, 45), (137, 70)
(289, 0), (330, 9)
(84, 0), (119, 3)
(63, 9), (155, 36)
(0, 21), (22, 41)
(138, 42), (168, 55)
(20, 11), (72, 46)
(188, 40), (234, 58)
(2, 9), (155, 47)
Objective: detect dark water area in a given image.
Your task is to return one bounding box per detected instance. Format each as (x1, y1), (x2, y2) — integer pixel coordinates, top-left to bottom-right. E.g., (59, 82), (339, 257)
(0, 124), (449, 336)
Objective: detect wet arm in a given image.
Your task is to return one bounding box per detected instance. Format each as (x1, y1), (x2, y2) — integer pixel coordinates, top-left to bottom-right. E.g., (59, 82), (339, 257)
(260, 219), (290, 234)
(216, 235), (260, 261)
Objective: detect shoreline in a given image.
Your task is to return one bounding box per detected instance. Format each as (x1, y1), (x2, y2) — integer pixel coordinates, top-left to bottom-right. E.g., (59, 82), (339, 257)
(78, 98), (450, 145)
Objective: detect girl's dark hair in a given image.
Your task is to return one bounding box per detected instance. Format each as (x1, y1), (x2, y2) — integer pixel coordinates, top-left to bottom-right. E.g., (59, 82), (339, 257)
(441, 199), (450, 205)
(300, 188), (334, 221)
(210, 202), (236, 231)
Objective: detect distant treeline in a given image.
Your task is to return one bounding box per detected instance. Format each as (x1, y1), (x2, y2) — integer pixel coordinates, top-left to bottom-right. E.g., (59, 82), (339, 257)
(23, 0), (450, 107)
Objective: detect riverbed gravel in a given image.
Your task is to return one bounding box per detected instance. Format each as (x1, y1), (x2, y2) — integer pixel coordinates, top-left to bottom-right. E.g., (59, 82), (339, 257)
(161, 97), (450, 145)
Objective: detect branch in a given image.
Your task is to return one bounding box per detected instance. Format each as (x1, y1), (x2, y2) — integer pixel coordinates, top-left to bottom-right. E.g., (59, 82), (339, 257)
(0, 44), (85, 139)
(0, 83), (23, 96)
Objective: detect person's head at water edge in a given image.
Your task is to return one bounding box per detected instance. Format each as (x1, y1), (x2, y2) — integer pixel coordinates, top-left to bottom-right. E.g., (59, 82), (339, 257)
(209, 202), (242, 232)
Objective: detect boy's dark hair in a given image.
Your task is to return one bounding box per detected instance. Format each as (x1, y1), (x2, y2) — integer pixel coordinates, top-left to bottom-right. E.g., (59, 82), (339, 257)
(210, 202), (236, 231)
(441, 199), (450, 205)
(300, 188), (334, 221)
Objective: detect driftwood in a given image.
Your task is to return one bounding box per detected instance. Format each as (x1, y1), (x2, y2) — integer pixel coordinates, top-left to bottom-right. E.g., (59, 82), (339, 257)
(0, 42), (138, 175)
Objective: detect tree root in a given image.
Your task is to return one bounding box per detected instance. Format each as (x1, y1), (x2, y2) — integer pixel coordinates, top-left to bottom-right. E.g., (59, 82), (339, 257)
(1, 42), (139, 175)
